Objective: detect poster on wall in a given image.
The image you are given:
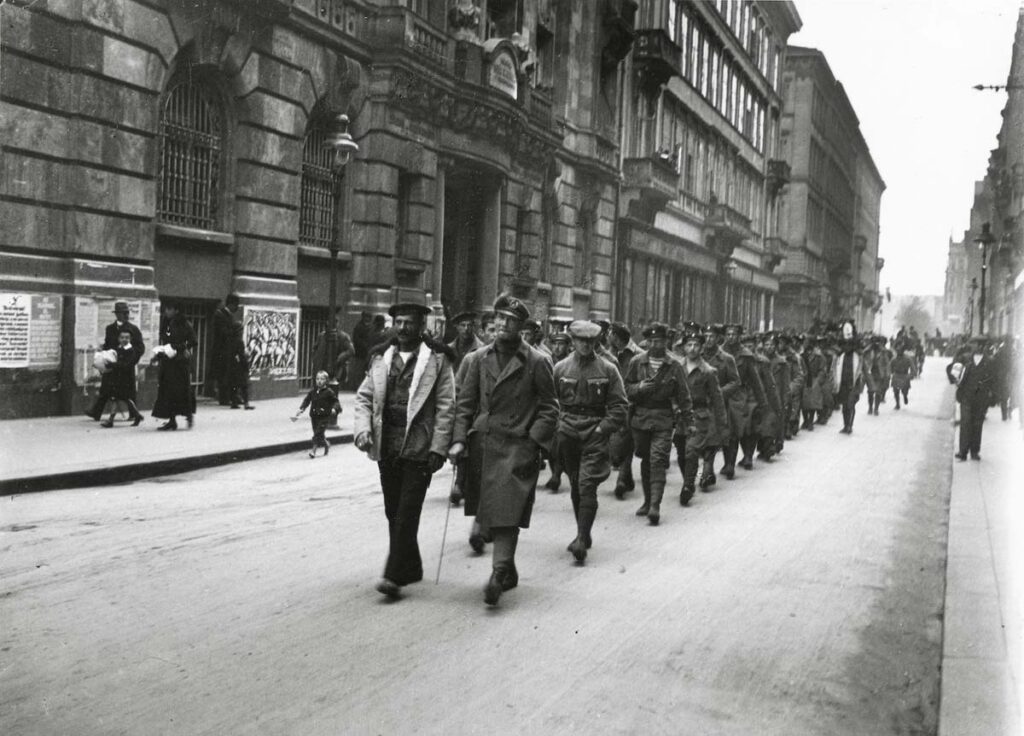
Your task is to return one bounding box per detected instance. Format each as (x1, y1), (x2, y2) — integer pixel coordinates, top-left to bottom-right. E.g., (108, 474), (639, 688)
(75, 297), (160, 384)
(243, 307), (299, 381)
(0, 292), (63, 368)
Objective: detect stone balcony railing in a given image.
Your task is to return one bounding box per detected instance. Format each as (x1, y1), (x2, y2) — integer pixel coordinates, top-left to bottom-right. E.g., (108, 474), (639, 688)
(633, 28), (682, 88)
(621, 155), (679, 224)
(707, 202), (753, 242)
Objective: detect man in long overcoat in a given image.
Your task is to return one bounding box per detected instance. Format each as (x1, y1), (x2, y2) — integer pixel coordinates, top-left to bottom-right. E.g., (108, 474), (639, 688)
(673, 328), (727, 505)
(354, 302), (455, 600)
(700, 324), (740, 488)
(722, 324), (767, 475)
(953, 335), (996, 461)
(211, 294), (239, 405)
(448, 295), (558, 606)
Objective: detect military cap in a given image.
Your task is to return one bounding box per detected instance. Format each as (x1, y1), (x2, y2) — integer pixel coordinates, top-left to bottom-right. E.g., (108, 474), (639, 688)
(522, 318), (541, 331)
(776, 332), (793, 345)
(724, 323), (745, 335)
(113, 300), (130, 313)
(493, 294), (530, 321)
(682, 320), (702, 334)
(642, 322), (669, 339)
(388, 302), (431, 318)
(595, 318), (611, 331)
(609, 322), (631, 341)
(549, 331), (571, 344)
(680, 328), (706, 344)
(705, 323), (726, 336)
(568, 320), (601, 339)
(451, 310), (477, 325)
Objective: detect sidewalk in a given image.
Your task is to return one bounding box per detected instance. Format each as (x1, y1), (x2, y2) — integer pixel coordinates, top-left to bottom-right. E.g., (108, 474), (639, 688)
(940, 407), (1023, 736)
(0, 394), (357, 494)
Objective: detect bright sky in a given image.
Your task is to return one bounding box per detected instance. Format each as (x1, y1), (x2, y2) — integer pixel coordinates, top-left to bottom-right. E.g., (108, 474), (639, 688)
(789, 0), (1019, 298)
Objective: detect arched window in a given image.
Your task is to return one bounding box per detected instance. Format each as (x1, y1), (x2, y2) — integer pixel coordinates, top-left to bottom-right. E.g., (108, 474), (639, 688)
(299, 111), (336, 249)
(157, 70), (223, 229)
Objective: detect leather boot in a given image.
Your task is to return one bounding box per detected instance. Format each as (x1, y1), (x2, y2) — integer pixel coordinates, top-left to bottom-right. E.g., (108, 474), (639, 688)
(680, 483), (695, 506)
(648, 482), (664, 526)
(635, 460), (651, 516)
(484, 568), (506, 605)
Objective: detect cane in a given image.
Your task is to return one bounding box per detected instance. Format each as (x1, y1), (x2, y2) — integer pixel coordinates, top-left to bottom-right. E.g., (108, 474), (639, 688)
(435, 470), (457, 584)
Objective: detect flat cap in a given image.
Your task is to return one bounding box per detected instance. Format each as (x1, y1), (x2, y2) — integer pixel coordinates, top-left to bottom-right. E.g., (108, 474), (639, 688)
(568, 320), (601, 339)
(493, 294), (530, 321)
(388, 302), (431, 318)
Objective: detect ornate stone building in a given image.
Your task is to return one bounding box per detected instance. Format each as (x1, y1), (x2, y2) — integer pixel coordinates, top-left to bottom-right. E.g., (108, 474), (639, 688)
(615, 0), (801, 331)
(775, 46), (885, 331)
(0, 0), (636, 417)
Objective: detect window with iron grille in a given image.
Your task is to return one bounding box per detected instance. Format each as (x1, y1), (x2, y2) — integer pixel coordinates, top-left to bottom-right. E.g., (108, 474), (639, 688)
(158, 74), (223, 229)
(300, 121), (337, 249)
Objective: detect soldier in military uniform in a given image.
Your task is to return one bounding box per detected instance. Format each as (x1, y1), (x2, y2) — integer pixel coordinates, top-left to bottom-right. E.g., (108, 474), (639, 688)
(672, 326), (727, 505)
(553, 321), (628, 562)
(700, 324), (740, 488)
(759, 333), (788, 459)
(607, 322), (640, 498)
(447, 311), (484, 370)
(542, 331), (572, 493)
(779, 333), (804, 439)
(722, 324), (767, 475)
(623, 323), (694, 525)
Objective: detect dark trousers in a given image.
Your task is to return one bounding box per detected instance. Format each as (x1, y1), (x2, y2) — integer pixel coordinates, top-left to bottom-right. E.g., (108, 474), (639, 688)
(378, 457), (432, 586)
(837, 390), (857, 429)
(310, 416), (330, 447)
(958, 401), (987, 457)
(894, 386), (909, 408)
(558, 430), (610, 521)
(672, 434), (701, 488)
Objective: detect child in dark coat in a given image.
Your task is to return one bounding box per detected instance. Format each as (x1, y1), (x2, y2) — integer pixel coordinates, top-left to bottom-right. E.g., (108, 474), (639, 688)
(293, 370), (342, 457)
(890, 352), (914, 409)
(101, 328), (145, 428)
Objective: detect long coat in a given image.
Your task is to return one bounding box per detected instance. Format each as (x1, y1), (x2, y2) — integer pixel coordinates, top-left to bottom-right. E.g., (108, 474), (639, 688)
(802, 349), (826, 410)
(99, 320), (144, 400)
(453, 340), (558, 528)
(152, 315), (197, 419)
(681, 359), (728, 450)
(724, 346), (767, 437)
(702, 346), (741, 440)
(353, 341), (455, 463)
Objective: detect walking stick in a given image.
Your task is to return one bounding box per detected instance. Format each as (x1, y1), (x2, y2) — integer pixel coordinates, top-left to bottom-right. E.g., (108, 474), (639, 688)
(435, 469), (457, 584)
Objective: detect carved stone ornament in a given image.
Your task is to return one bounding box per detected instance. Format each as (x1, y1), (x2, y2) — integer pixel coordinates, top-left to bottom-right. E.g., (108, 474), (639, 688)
(448, 0), (481, 43)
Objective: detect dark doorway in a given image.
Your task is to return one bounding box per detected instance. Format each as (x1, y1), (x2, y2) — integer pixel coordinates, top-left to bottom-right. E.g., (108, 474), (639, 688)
(442, 167), (499, 317)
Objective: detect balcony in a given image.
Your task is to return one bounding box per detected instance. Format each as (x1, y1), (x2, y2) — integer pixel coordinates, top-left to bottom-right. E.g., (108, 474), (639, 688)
(527, 85), (554, 129)
(621, 155), (678, 224)
(707, 202), (753, 243)
(766, 159), (791, 199)
(633, 28), (682, 90)
(366, 5), (451, 72)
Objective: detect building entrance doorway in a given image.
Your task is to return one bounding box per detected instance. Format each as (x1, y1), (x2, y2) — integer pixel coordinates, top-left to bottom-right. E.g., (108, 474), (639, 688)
(441, 166), (501, 318)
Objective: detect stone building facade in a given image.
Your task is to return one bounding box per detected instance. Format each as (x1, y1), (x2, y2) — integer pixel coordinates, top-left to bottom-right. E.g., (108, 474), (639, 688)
(775, 46), (885, 332)
(0, 0), (636, 417)
(615, 0), (801, 331)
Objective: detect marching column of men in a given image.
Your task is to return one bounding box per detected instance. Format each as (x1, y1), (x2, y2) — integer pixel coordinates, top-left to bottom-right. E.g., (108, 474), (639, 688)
(353, 293), (977, 607)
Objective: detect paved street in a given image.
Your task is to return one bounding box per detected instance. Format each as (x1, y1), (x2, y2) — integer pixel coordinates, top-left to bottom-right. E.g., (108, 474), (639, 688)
(0, 359), (975, 734)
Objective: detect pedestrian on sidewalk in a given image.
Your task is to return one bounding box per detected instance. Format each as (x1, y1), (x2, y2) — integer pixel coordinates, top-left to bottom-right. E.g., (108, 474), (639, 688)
(211, 294), (240, 406)
(953, 335), (997, 461)
(293, 370), (340, 456)
(85, 301), (145, 421)
(99, 326), (145, 428)
(151, 300), (196, 431)
(354, 302), (455, 601)
(553, 320), (628, 564)
(890, 342), (914, 410)
(227, 321), (255, 410)
(448, 295), (557, 606)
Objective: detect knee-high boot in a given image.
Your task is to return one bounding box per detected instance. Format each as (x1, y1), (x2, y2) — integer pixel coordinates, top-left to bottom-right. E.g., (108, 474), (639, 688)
(648, 482), (665, 526)
(636, 459), (651, 516)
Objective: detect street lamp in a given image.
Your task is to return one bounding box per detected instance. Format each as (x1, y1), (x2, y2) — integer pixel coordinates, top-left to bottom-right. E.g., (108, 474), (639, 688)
(974, 222), (995, 335)
(323, 113), (359, 423)
(967, 277), (978, 334)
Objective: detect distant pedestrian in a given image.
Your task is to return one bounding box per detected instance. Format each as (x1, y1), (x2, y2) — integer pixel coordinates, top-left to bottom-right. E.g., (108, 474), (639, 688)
(211, 294), (240, 405)
(293, 370), (341, 457)
(312, 310), (354, 387)
(151, 300), (197, 431)
(227, 321), (254, 410)
(85, 301), (145, 421)
(890, 345), (914, 410)
(832, 325), (867, 435)
(354, 302), (455, 601)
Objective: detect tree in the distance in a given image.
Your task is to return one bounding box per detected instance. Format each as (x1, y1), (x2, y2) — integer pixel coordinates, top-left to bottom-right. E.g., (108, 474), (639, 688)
(893, 296), (934, 336)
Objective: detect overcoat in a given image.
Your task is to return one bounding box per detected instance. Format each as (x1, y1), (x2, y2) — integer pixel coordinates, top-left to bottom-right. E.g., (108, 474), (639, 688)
(890, 354), (914, 391)
(724, 346), (767, 437)
(754, 353), (782, 437)
(831, 350), (867, 398)
(353, 341), (455, 463)
(681, 358), (728, 450)
(702, 346), (741, 441)
(801, 349), (826, 410)
(152, 315), (197, 418)
(453, 340), (558, 528)
(99, 320), (144, 400)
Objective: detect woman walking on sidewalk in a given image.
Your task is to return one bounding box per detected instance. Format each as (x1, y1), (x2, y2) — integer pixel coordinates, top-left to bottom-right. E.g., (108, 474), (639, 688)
(151, 300), (197, 431)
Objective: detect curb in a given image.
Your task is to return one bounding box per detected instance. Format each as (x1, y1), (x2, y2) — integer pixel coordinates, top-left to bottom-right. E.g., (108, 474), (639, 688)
(0, 433), (355, 495)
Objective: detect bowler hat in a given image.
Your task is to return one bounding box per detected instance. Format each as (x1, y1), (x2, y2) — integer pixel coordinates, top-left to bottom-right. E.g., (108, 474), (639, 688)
(568, 320), (601, 339)
(113, 300), (130, 313)
(388, 302), (431, 318)
(493, 294), (530, 321)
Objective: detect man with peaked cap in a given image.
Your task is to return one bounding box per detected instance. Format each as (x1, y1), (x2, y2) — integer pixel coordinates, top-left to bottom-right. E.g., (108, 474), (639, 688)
(354, 301), (456, 600)
(449, 294), (558, 605)
(722, 323), (767, 475)
(607, 322), (640, 498)
(755, 333), (786, 459)
(623, 322), (694, 525)
(521, 318), (552, 356)
(700, 323), (740, 488)
(448, 311), (485, 371)
(541, 331), (572, 493)
(85, 300), (146, 422)
(672, 326), (727, 505)
(553, 320), (628, 562)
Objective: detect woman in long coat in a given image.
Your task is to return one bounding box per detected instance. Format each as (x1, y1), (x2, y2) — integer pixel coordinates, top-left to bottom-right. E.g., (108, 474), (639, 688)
(152, 301), (197, 430)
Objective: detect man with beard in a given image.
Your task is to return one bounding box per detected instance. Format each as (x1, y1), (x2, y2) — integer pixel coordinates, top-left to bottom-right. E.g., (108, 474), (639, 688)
(607, 322), (640, 499)
(623, 322), (694, 525)
(722, 324), (767, 475)
(354, 302), (455, 601)
(448, 295), (558, 606)
(700, 324), (740, 489)
(553, 320), (628, 563)
(673, 326), (727, 506)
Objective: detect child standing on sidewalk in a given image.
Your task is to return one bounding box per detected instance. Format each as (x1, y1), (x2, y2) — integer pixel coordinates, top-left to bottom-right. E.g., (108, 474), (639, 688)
(293, 370), (341, 457)
(100, 327), (145, 428)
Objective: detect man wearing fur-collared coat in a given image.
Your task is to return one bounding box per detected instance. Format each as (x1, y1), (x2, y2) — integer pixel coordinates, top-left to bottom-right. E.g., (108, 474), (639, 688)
(354, 303), (455, 601)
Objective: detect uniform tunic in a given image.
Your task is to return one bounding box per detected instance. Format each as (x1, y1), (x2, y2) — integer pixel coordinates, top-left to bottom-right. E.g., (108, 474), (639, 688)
(702, 346), (741, 443)
(624, 352), (694, 485)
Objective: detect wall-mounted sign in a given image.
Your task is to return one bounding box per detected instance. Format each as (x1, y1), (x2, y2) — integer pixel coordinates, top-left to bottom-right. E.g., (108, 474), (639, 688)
(0, 292), (62, 368)
(487, 48), (518, 99)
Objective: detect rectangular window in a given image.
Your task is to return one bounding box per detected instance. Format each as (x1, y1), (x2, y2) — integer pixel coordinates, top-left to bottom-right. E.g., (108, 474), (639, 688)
(700, 38), (710, 97)
(709, 47), (719, 107)
(690, 27), (701, 86)
(668, 0), (679, 44)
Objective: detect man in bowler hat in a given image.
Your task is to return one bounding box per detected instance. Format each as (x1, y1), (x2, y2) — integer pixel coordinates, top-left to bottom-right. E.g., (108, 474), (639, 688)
(85, 300), (145, 421)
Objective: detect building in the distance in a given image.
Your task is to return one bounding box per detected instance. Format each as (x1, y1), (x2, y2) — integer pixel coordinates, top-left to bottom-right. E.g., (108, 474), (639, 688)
(942, 235), (971, 335)
(775, 46), (885, 331)
(0, 0), (637, 417)
(614, 0), (801, 331)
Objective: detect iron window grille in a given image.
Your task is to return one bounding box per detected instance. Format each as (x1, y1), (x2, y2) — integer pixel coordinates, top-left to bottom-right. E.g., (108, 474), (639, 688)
(299, 124), (337, 249)
(158, 76), (222, 229)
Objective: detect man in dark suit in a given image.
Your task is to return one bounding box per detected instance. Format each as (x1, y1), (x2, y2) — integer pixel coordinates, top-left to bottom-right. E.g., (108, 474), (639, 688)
(954, 335), (996, 461)
(85, 301), (145, 420)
